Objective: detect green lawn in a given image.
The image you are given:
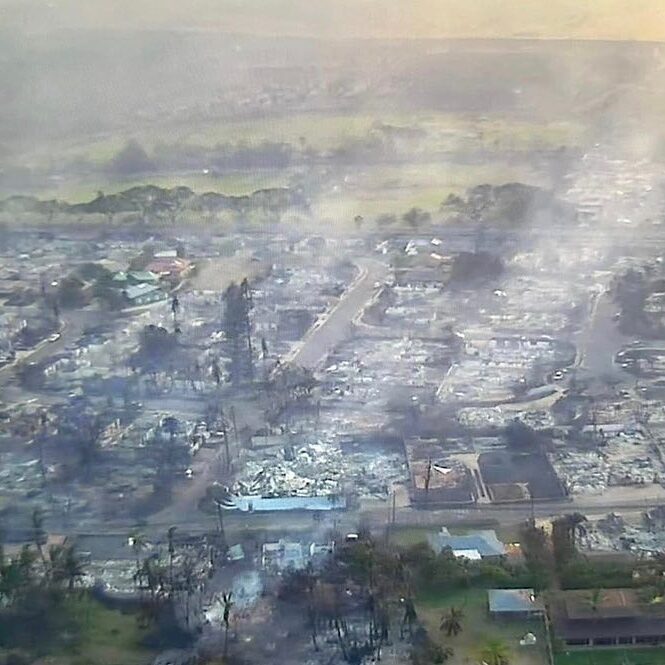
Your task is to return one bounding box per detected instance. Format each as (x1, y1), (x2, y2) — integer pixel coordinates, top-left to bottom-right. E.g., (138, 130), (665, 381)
(389, 526), (435, 548)
(52, 112), (583, 163)
(417, 588), (549, 665)
(389, 522), (518, 549)
(312, 161), (550, 225)
(44, 595), (155, 665)
(555, 648), (665, 665)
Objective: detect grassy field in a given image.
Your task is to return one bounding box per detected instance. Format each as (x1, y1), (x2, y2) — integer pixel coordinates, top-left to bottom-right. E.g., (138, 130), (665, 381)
(52, 112), (583, 165)
(555, 648), (665, 665)
(10, 149), (552, 230)
(312, 157), (551, 223)
(6, 108), (581, 211)
(417, 587), (549, 665)
(389, 521), (521, 550)
(28, 595), (154, 665)
(47, 113), (385, 167)
(389, 526), (435, 548)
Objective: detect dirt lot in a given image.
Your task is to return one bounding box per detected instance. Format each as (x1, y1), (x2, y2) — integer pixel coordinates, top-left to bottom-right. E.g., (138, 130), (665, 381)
(188, 255), (270, 293)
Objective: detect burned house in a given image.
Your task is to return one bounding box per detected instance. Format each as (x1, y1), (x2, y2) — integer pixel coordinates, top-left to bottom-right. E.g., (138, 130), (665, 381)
(405, 438), (476, 506)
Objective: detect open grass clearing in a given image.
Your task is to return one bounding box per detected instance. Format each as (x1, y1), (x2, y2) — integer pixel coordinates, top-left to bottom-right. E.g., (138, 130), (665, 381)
(313, 159), (549, 222)
(417, 587), (548, 665)
(554, 647), (665, 665)
(18, 110), (585, 175)
(389, 526), (435, 548)
(389, 521), (519, 549)
(28, 594), (154, 665)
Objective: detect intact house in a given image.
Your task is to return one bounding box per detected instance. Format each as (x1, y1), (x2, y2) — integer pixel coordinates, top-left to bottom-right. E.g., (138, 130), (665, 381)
(146, 257), (191, 280)
(551, 588), (665, 648)
(488, 589), (544, 620)
(122, 283), (167, 307)
(112, 270), (159, 287)
(428, 527), (506, 561)
(127, 270), (159, 285)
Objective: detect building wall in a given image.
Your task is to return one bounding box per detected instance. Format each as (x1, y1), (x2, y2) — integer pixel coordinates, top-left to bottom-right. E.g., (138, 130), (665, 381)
(563, 634), (665, 649)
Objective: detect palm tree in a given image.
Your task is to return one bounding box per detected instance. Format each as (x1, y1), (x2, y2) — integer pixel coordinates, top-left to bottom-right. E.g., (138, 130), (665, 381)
(565, 512), (587, 549)
(129, 531), (148, 574)
(440, 645), (454, 662)
(0, 545), (37, 604)
(49, 543), (85, 591)
(211, 358), (222, 387)
(303, 563), (320, 651)
(37, 410), (48, 484)
(222, 591), (234, 658)
(62, 545), (85, 591)
(215, 500), (227, 553)
(179, 554), (199, 629)
(424, 458), (433, 497)
(400, 597), (417, 638)
(167, 526), (177, 587)
(440, 606), (464, 637)
(479, 638), (510, 665)
(31, 508), (47, 567)
(589, 588), (605, 613)
(220, 417), (231, 471)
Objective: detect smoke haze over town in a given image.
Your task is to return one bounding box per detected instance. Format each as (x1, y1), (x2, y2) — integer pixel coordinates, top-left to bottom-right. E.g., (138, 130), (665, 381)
(2, 3), (665, 665)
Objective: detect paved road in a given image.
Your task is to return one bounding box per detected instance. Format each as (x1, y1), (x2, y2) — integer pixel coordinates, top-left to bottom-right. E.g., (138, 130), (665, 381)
(0, 309), (105, 391)
(152, 259), (389, 526)
(150, 394), (265, 527)
(285, 258), (388, 370)
(67, 491), (665, 537)
(572, 287), (636, 399)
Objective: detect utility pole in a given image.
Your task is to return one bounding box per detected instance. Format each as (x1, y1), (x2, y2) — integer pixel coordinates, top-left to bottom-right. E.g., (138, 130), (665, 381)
(230, 405), (238, 443)
(222, 420), (231, 472)
(530, 492), (536, 523)
(424, 458), (432, 505)
(215, 500), (227, 554)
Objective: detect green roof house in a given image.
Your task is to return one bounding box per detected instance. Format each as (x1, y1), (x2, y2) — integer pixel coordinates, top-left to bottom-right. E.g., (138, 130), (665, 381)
(127, 271), (159, 285)
(123, 283), (166, 307)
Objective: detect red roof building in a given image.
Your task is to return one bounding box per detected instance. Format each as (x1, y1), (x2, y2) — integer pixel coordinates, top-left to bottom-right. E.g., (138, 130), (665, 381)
(146, 257), (191, 279)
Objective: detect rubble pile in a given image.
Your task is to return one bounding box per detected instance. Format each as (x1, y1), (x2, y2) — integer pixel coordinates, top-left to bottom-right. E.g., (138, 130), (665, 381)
(235, 438), (406, 499)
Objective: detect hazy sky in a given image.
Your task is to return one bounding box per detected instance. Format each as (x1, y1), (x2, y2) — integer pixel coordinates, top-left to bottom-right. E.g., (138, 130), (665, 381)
(2, 0), (665, 41)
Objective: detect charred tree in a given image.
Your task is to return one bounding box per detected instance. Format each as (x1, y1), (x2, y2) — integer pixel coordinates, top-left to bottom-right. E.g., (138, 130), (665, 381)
(222, 281), (254, 384)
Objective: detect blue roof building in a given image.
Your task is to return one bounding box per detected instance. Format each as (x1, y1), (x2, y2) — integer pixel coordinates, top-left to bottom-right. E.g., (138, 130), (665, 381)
(488, 589), (544, 618)
(428, 527), (506, 559)
(227, 494), (346, 513)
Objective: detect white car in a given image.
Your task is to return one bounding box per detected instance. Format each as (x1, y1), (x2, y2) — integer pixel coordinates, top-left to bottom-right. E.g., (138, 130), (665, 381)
(47, 333), (61, 343)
